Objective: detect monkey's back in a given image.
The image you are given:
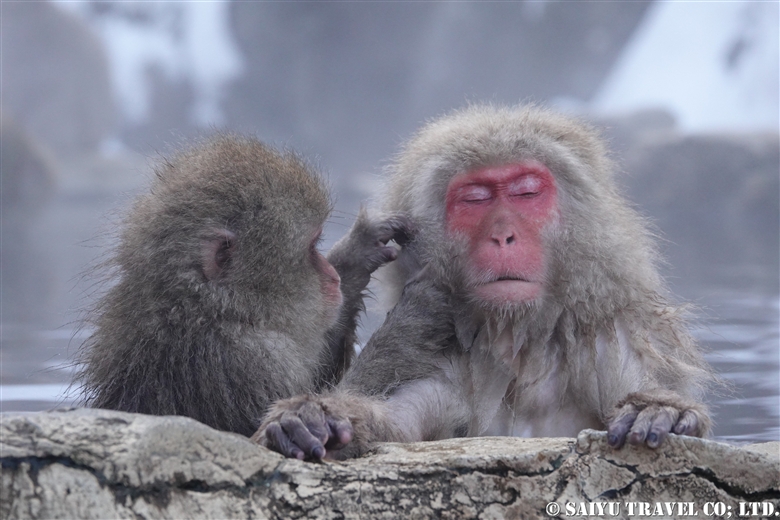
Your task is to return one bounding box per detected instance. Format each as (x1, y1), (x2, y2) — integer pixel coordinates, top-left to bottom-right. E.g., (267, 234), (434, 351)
(75, 134), (334, 436)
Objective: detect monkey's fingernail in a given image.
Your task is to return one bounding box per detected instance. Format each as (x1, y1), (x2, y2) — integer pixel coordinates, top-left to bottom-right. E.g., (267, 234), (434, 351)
(339, 430), (353, 444)
(646, 432), (658, 447)
(607, 434), (619, 446)
(313, 447), (326, 459)
(294, 450), (305, 460)
(674, 423), (693, 435)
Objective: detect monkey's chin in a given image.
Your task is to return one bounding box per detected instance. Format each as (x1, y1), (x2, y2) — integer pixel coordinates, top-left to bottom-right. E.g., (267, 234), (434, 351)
(474, 280), (541, 305)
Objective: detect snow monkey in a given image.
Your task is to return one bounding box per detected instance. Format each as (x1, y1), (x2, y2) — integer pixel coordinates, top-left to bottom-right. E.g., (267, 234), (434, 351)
(75, 134), (411, 437)
(255, 105), (715, 459)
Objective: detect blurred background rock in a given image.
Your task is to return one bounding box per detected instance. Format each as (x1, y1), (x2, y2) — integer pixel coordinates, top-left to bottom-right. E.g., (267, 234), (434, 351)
(1, 1), (777, 442)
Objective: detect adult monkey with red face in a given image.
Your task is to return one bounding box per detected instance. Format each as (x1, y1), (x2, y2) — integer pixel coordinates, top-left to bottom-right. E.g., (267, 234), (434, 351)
(254, 105), (715, 459)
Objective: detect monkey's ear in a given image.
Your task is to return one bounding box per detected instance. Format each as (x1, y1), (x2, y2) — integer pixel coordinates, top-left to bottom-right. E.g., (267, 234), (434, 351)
(202, 229), (237, 281)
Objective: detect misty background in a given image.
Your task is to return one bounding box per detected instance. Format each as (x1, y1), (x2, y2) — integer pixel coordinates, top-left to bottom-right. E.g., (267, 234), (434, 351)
(1, 1), (778, 443)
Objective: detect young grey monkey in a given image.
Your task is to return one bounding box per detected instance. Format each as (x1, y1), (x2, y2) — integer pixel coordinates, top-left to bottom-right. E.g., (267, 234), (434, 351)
(255, 105), (715, 459)
(74, 134), (411, 437)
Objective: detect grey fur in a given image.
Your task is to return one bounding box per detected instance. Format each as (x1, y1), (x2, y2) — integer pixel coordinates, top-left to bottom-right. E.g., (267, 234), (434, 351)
(74, 134), (408, 437)
(257, 105), (716, 459)
(377, 104), (713, 414)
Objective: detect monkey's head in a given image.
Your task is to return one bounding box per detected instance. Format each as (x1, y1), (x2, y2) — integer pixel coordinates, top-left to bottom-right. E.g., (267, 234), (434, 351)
(118, 134), (342, 333)
(383, 104), (661, 319)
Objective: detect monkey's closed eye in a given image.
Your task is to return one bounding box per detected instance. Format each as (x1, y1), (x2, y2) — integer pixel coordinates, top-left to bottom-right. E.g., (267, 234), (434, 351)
(457, 185), (493, 204)
(508, 175), (543, 198)
(510, 191), (539, 198)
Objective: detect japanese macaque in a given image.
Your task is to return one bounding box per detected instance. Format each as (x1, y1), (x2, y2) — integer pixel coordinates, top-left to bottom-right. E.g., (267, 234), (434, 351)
(255, 105), (715, 459)
(74, 134), (410, 437)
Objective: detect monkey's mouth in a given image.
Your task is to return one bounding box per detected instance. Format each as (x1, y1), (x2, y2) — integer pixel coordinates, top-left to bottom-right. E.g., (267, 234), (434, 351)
(494, 276), (530, 282)
(476, 277), (542, 303)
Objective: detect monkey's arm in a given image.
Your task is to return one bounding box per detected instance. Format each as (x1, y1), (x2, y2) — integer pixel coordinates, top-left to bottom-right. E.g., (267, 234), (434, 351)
(601, 318), (713, 449)
(318, 210), (413, 385)
(255, 277), (469, 460)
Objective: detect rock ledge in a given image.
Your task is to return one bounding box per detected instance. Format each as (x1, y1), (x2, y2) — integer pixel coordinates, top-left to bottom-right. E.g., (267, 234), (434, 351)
(1, 409), (778, 519)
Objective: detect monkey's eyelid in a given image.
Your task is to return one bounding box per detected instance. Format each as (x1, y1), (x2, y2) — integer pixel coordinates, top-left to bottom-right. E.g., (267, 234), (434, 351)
(508, 174), (544, 194)
(456, 192), (493, 203)
(454, 185), (492, 199)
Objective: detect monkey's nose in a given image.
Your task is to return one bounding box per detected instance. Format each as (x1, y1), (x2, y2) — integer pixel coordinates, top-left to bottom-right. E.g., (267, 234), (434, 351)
(491, 231), (517, 247)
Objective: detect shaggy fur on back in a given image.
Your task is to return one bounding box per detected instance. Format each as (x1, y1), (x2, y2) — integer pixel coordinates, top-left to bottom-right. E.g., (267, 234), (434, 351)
(75, 134), (336, 436)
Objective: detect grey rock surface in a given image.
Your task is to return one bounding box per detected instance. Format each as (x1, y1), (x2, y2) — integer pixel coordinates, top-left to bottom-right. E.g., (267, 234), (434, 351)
(1, 408), (778, 519)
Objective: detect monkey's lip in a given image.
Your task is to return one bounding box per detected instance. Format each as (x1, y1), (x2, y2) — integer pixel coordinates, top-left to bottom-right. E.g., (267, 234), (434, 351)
(476, 278), (541, 302)
(493, 276), (530, 282)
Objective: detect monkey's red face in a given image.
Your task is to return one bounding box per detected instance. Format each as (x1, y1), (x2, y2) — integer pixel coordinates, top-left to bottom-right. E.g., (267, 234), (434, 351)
(445, 162), (558, 305)
(309, 229), (343, 315)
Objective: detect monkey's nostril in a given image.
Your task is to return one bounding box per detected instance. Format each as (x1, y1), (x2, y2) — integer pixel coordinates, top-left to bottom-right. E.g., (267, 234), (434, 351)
(490, 233), (516, 246)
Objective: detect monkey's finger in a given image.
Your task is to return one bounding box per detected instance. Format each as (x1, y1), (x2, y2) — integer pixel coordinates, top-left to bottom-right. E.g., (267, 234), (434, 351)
(627, 406), (662, 446)
(296, 402), (330, 444)
(378, 246), (398, 262)
(263, 422), (305, 460)
(673, 409), (701, 436)
(373, 224), (399, 244)
(279, 413), (327, 460)
(360, 247), (399, 273)
(607, 404), (639, 448)
(325, 416), (354, 448)
(645, 407), (679, 448)
(384, 215), (415, 246)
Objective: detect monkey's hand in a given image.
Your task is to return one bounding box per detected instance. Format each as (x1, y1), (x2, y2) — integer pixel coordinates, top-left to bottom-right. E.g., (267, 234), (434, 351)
(252, 394), (363, 461)
(327, 209), (414, 293)
(606, 391), (711, 449)
(320, 210), (416, 383)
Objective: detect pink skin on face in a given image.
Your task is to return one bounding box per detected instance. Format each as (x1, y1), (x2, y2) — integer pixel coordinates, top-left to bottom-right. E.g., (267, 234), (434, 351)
(310, 229), (343, 320)
(316, 252), (342, 304)
(445, 161), (558, 304)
